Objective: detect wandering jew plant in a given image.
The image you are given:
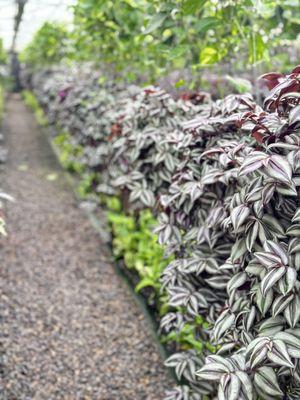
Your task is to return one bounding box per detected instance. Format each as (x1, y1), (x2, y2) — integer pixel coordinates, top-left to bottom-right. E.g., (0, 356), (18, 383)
(109, 86), (210, 208)
(158, 67), (300, 399)
(22, 66), (126, 172)
(22, 64), (300, 399)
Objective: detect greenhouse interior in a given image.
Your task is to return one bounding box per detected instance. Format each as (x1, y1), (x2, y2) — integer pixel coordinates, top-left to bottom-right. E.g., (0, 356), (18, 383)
(0, 1), (300, 399)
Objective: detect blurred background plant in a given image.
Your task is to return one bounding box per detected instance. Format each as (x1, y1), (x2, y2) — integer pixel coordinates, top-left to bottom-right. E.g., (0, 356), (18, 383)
(20, 22), (72, 68)
(19, 0), (300, 89)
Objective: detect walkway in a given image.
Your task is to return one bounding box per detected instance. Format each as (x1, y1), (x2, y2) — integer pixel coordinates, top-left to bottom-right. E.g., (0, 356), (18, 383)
(0, 95), (171, 400)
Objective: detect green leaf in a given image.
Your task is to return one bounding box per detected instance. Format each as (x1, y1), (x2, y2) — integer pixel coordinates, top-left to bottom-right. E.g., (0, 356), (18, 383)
(275, 331), (300, 355)
(140, 189), (155, 207)
(227, 272), (247, 293)
(199, 46), (219, 65)
(261, 267), (286, 295)
(144, 14), (166, 34)
(258, 316), (284, 336)
(226, 75), (252, 94)
(215, 313), (235, 340)
(239, 151), (267, 176)
(197, 17), (220, 34)
(135, 278), (155, 292)
(286, 224), (300, 237)
(292, 208), (300, 223)
(231, 204), (250, 232)
(254, 366), (283, 398)
(272, 294), (294, 317)
(250, 343), (268, 369)
(235, 371), (254, 400)
(284, 295), (300, 328)
(182, 0), (207, 15)
(231, 238), (247, 261)
(268, 339), (294, 368)
(228, 373), (241, 400)
(175, 79), (185, 88)
(278, 267), (296, 295)
(196, 362), (228, 380)
(256, 286), (273, 316)
(246, 221), (259, 251)
(265, 155), (292, 184)
(249, 32), (265, 64)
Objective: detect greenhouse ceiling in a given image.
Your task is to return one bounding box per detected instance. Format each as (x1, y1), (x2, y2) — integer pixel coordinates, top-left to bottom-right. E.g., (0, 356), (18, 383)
(0, 0), (75, 50)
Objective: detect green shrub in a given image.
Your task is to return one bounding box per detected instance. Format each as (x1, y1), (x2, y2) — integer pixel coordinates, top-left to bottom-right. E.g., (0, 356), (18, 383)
(23, 62), (300, 399)
(76, 172), (99, 198)
(22, 90), (48, 126)
(102, 67), (300, 399)
(53, 132), (84, 173)
(108, 207), (172, 311)
(20, 22), (71, 68)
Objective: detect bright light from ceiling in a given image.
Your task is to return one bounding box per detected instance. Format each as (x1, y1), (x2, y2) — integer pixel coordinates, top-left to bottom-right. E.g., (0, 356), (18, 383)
(0, 0), (76, 50)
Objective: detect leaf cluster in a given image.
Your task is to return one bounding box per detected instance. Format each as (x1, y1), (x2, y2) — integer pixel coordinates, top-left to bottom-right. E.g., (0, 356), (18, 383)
(23, 63), (300, 399)
(20, 22), (72, 68)
(108, 207), (173, 308)
(21, 1), (300, 81)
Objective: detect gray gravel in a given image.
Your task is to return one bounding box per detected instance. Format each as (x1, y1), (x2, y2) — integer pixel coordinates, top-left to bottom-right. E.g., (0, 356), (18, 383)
(0, 94), (172, 399)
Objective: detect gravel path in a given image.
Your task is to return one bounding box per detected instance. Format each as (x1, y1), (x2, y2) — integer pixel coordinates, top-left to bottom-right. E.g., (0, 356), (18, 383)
(0, 94), (172, 399)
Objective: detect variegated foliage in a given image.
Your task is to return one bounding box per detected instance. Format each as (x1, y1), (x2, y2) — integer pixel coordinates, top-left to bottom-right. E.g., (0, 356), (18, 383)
(109, 87), (210, 206)
(24, 66), (210, 200)
(23, 64), (300, 399)
(22, 66), (131, 177)
(158, 67), (300, 400)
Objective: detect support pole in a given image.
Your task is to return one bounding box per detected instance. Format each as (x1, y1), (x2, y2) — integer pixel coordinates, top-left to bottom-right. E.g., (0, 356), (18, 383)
(11, 0), (27, 92)
(11, 0), (28, 52)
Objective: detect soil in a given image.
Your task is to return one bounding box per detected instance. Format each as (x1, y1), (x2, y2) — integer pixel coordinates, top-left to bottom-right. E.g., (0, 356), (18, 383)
(0, 94), (172, 400)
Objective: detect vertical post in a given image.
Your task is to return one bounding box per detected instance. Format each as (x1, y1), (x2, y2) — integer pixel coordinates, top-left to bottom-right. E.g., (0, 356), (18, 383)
(11, 0), (27, 92)
(11, 0), (28, 53)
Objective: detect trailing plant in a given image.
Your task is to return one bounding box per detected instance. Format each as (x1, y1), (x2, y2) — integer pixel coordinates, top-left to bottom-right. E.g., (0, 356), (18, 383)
(156, 67), (300, 399)
(103, 66), (300, 399)
(108, 86), (210, 208)
(22, 62), (300, 399)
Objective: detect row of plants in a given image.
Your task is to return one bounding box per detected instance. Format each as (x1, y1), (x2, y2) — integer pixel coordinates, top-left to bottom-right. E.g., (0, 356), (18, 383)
(20, 1), (300, 85)
(22, 62), (300, 399)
